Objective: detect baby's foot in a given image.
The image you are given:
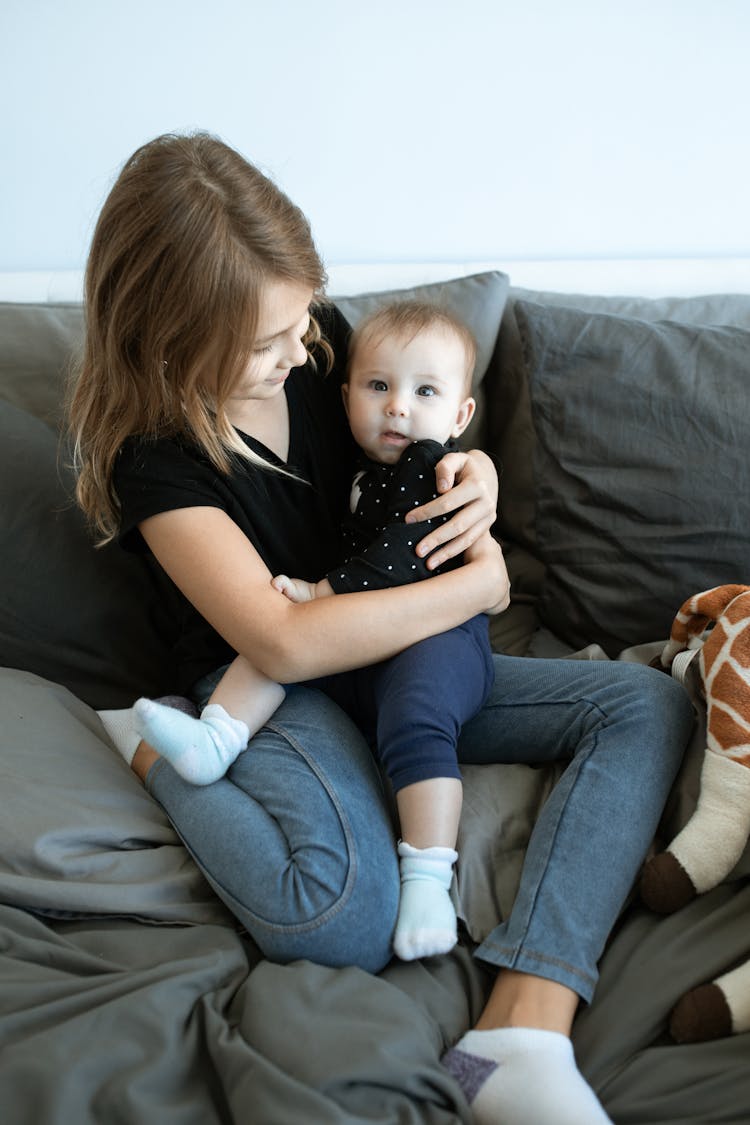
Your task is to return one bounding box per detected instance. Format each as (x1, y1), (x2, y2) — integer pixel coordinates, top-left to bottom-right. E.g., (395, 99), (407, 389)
(392, 842), (458, 960)
(134, 699), (249, 785)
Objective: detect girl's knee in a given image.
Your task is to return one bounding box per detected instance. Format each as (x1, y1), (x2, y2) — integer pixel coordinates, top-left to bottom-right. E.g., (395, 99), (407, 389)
(255, 854), (398, 973)
(634, 662), (695, 725)
(190, 686), (401, 972)
(603, 659), (691, 711)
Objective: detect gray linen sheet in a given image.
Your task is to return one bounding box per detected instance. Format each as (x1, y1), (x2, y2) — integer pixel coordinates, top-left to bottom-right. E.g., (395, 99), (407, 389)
(2, 658), (750, 1123)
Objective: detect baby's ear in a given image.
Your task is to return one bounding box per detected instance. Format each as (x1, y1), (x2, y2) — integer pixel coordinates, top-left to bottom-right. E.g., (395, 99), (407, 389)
(451, 396), (476, 438)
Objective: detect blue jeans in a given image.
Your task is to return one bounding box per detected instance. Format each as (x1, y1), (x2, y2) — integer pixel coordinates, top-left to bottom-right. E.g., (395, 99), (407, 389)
(145, 655), (694, 998)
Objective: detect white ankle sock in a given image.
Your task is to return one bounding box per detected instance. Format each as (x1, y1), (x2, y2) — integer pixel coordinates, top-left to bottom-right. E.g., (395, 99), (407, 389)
(392, 841), (458, 961)
(97, 708), (142, 765)
(133, 699), (249, 785)
(442, 1027), (611, 1124)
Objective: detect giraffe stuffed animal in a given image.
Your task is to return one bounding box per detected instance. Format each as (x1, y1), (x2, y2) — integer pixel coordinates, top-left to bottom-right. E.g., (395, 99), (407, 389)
(640, 583), (750, 1041)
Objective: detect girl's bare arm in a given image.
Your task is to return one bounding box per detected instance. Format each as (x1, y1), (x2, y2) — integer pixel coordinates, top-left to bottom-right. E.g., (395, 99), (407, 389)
(139, 506), (508, 684)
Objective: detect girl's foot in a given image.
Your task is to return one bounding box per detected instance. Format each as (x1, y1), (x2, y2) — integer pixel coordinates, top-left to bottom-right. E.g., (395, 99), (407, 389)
(442, 1027), (611, 1124)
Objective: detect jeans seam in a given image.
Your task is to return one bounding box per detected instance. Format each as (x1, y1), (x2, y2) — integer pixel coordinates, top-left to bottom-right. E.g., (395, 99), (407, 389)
(476, 939), (597, 991)
(254, 714), (359, 936)
(147, 719), (359, 938)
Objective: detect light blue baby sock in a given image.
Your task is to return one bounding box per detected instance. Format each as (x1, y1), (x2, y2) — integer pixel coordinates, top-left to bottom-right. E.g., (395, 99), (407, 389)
(392, 841), (458, 961)
(133, 698), (250, 785)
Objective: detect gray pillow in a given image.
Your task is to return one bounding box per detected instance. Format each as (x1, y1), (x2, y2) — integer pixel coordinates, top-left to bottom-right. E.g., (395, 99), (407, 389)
(0, 401), (176, 708)
(0, 301), (84, 427)
(0, 667), (230, 924)
(491, 289), (750, 557)
(333, 270), (509, 451)
(515, 299), (750, 654)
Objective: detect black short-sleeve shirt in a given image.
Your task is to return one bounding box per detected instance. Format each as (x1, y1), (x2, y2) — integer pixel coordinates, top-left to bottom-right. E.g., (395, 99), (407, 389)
(114, 304), (357, 691)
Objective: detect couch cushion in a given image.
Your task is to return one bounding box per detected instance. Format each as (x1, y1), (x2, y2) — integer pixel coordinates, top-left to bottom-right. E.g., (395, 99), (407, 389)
(513, 299), (750, 654)
(0, 301), (84, 427)
(491, 289), (750, 557)
(0, 401), (176, 708)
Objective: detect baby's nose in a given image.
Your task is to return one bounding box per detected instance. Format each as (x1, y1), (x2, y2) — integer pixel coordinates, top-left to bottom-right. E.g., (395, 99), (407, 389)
(386, 395), (408, 416)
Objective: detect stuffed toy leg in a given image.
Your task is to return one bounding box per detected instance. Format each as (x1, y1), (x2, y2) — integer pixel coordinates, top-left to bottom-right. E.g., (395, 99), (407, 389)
(670, 956), (750, 1042)
(640, 584), (750, 1041)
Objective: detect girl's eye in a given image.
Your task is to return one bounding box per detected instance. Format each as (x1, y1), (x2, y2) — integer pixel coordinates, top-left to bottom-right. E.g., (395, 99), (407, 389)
(417, 385), (436, 397)
(254, 344), (273, 355)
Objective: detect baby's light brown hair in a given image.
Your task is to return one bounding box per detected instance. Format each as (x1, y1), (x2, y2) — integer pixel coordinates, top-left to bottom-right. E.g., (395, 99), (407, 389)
(347, 301), (477, 394)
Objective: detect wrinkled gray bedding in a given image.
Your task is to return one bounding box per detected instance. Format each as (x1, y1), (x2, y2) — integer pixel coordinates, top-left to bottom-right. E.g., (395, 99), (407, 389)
(2, 662), (749, 1124)
(3, 806), (749, 1125)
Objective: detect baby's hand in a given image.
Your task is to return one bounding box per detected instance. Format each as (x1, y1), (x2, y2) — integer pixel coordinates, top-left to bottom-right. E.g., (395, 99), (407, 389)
(271, 574), (318, 603)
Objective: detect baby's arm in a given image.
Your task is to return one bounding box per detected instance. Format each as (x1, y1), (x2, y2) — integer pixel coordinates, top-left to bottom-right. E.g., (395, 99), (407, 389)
(272, 574), (334, 603)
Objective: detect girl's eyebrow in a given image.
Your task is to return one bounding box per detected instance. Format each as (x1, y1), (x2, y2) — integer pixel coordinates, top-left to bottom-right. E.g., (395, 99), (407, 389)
(255, 327), (284, 346)
(255, 310), (310, 347)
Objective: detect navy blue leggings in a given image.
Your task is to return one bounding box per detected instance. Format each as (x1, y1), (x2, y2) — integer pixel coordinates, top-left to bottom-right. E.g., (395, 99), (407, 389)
(314, 614), (494, 792)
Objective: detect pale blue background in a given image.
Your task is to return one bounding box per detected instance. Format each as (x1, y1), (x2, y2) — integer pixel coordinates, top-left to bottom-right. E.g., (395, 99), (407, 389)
(1, 0), (748, 271)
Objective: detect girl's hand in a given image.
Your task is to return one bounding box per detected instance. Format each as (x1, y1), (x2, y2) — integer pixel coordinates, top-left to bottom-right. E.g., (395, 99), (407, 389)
(464, 532), (511, 615)
(405, 448), (498, 570)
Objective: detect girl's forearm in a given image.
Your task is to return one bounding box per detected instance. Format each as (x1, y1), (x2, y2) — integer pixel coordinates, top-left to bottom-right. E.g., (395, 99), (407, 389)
(139, 507), (507, 687)
(248, 541), (508, 682)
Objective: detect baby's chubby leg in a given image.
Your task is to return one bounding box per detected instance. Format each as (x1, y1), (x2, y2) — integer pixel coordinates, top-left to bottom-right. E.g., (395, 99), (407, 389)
(134, 657), (285, 785)
(133, 700), (249, 785)
(393, 777), (462, 960)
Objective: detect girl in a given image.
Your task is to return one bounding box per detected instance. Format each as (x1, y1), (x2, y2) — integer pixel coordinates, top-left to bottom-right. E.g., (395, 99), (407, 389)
(69, 132), (694, 1125)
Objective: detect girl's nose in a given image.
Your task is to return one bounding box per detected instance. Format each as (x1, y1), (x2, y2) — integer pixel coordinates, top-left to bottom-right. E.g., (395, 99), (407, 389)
(284, 335), (308, 369)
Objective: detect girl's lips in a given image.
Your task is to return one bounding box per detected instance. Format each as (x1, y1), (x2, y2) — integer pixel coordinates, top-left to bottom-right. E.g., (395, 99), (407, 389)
(265, 371), (290, 386)
(381, 430), (409, 444)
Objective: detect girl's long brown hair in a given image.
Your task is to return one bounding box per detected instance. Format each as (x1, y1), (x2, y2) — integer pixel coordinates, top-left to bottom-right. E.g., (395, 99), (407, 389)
(68, 132), (330, 544)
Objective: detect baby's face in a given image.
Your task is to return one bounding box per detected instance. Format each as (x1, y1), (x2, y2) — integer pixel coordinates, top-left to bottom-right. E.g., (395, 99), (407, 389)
(343, 327), (475, 464)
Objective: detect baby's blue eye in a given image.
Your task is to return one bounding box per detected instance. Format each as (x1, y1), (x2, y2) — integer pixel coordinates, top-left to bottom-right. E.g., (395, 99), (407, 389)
(417, 385), (436, 397)
(371, 380), (388, 392)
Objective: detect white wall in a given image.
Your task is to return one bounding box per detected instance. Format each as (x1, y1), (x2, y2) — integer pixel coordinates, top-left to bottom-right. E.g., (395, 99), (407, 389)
(1, 0), (749, 272)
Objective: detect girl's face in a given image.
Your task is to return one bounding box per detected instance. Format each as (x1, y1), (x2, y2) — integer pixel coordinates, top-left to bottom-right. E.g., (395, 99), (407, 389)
(228, 280), (313, 406)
